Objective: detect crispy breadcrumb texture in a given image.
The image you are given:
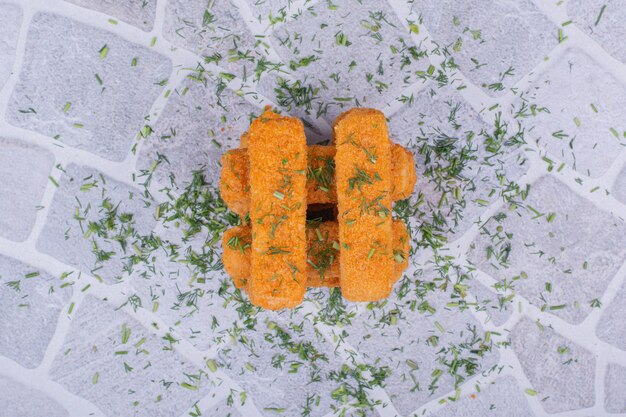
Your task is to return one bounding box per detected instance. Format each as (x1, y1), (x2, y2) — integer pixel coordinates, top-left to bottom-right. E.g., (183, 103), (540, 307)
(392, 220), (410, 282)
(391, 144), (417, 200)
(222, 226), (251, 288)
(220, 144), (415, 216)
(334, 108), (393, 302)
(247, 108), (308, 310)
(222, 220), (409, 289)
(219, 149), (249, 218)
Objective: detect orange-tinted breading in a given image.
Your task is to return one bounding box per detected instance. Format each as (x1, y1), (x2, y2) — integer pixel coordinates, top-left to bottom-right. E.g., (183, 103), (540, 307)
(305, 221), (340, 287)
(222, 220), (409, 288)
(392, 220), (410, 282)
(222, 226), (252, 288)
(333, 108), (394, 301)
(220, 144), (415, 217)
(247, 108), (308, 310)
(219, 150), (249, 218)
(391, 144), (417, 201)
(307, 145), (337, 205)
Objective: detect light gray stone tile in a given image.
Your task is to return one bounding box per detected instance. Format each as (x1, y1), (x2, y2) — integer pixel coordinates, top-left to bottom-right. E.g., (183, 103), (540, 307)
(243, 0), (292, 20)
(163, 0), (262, 80)
(468, 175), (626, 324)
(50, 295), (212, 417)
(6, 13), (171, 161)
(202, 398), (243, 417)
(389, 86), (528, 239)
(0, 2), (22, 90)
(605, 363), (626, 413)
(345, 271), (500, 415)
(511, 317), (595, 413)
(516, 48), (626, 178)
(0, 254), (72, 368)
(568, 0), (626, 64)
(429, 375), (535, 417)
(596, 280), (626, 352)
(470, 281), (513, 327)
(64, 0), (156, 31)
(137, 76), (260, 187)
(417, 0), (557, 96)
(36, 164), (155, 284)
(0, 138), (54, 242)
(270, 0), (429, 122)
(219, 315), (343, 417)
(612, 164), (626, 205)
(0, 375), (68, 417)
(128, 238), (239, 351)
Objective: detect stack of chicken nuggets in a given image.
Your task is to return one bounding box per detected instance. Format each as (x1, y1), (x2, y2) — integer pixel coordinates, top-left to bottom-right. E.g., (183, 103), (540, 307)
(220, 107), (416, 309)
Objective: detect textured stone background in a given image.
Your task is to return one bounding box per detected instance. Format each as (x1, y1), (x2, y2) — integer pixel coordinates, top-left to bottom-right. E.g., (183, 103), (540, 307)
(0, 0), (625, 416)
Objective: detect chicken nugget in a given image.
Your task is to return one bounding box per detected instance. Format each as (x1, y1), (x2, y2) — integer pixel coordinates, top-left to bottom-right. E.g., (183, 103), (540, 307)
(222, 219), (409, 289)
(220, 144), (415, 217)
(333, 108), (394, 301)
(247, 108), (308, 309)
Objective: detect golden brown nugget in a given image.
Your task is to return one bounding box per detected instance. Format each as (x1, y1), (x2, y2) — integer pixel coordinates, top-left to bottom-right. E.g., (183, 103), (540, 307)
(392, 220), (410, 282)
(247, 108), (308, 310)
(305, 221), (340, 287)
(307, 145), (337, 205)
(391, 144), (417, 201)
(219, 151), (249, 218)
(222, 226), (251, 288)
(334, 108), (394, 301)
(222, 220), (409, 288)
(220, 144), (415, 217)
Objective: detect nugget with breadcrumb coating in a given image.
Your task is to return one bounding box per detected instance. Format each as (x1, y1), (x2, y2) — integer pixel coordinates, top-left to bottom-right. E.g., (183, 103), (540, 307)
(247, 108), (308, 310)
(334, 108), (394, 301)
(220, 144), (415, 217)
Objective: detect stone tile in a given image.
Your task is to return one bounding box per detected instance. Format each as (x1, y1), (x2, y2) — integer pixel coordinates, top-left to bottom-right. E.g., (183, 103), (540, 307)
(6, 13), (171, 162)
(244, 0), (292, 20)
(605, 363), (626, 413)
(0, 375), (68, 417)
(418, 0), (558, 96)
(612, 164), (626, 205)
(163, 0), (262, 80)
(218, 314), (343, 417)
(65, 0), (157, 31)
(568, 0), (626, 64)
(511, 317), (595, 413)
(429, 376), (535, 417)
(137, 76), (260, 187)
(469, 175), (626, 324)
(0, 138), (54, 242)
(50, 295), (211, 417)
(202, 398), (243, 417)
(0, 3), (22, 90)
(37, 164), (155, 284)
(388, 85), (528, 239)
(270, 0), (429, 122)
(0, 254), (72, 368)
(129, 239), (239, 351)
(470, 281), (513, 327)
(344, 271), (500, 416)
(517, 48), (626, 178)
(596, 280), (626, 352)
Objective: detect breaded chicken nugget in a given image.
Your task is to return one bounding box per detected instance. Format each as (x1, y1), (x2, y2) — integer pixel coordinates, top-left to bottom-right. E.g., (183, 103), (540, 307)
(219, 150), (249, 218)
(222, 219), (409, 289)
(247, 108), (308, 310)
(333, 108), (394, 301)
(392, 220), (410, 282)
(220, 144), (415, 216)
(222, 226), (252, 288)
(391, 144), (417, 200)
